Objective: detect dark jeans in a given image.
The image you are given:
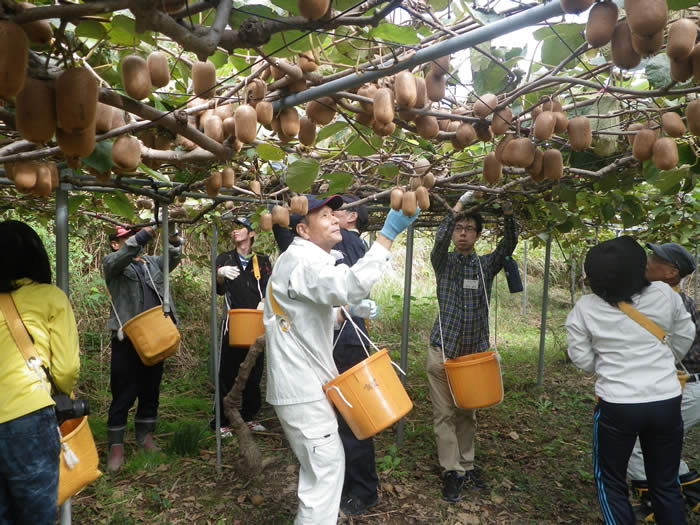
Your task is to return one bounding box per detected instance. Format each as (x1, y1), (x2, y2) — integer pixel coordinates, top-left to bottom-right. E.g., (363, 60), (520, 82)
(108, 335), (164, 428)
(217, 334), (264, 424)
(593, 396), (685, 525)
(0, 406), (60, 525)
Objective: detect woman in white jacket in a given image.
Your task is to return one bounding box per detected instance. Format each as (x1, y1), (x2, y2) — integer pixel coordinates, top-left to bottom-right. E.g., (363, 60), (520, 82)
(567, 236), (695, 525)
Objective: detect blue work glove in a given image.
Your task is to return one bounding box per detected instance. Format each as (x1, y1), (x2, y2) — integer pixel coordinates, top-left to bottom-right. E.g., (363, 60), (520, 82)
(349, 299), (379, 319)
(379, 207), (420, 241)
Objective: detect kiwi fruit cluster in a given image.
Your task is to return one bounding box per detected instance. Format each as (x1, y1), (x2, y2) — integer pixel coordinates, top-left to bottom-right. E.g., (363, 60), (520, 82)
(4, 160), (58, 197)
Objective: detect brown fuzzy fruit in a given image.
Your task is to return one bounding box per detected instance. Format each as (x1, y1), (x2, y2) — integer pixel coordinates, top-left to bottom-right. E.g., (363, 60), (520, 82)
(473, 93), (498, 119)
(298, 0), (330, 20)
(306, 97), (336, 125)
(221, 167), (235, 188)
(561, 0), (593, 14)
(373, 88), (394, 125)
(299, 116), (316, 146)
(280, 107), (300, 137)
(147, 51), (170, 89)
(121, 55), (152, 101)
(495, 134), (514, 163)
(662, 112), (686, 138)
(249, 180), (261, 195)
(401, 191), (417, 216)
(474, 121), (494, 142)
(502, 137), (536, 168)
(192, 61), (216, 98)
(290, 196), (305, 215)
(16, 3), (53, 44)
(452, 122), (476, 149)
(626, 122), (646, 146)
(112, 135), (141, 172)
(534, 111), (556, 141)
(632, 128), (657, 160)
(483, 152), (502, 184)
(414, 158), (430, 175)
(542, 149), (563, 181)
(409, 176), (422, 191)
(55, 67), (98, 132)
(652, 138), (678, 170)
(0, 21), (28, 98)
(667, 19), (697, 60)
(205, 171), (222, 197)
(373, 120), (396, 137)
(259, 211), (273, 231)
(358, 84), (377, 113)
(585, 2), (618, 48)
(234, 105), (257, 144)
(526, 149), (545, 181)
(202, 114), (224, 143)
(223, 116), (236, 137)
(567, 116), (592, 151)
(631, 31), (663, 57)
(691, 44), (700, 83)
(414, 77), (427, 109)
(624, 0), (667, 38)
(415, 115), (439, 139)
(271, 205), (290, 227)
(491, 107), (512, 135)
(15, 77), (56, 143)
(356, 111), (373, 126)
(95, 103), (114, 134)
(256, 101), (273, 126)
(246, 79), (267, 105)
(611, 22), (641, 70)
(415, 186), (430, 210)
(687, 99), (700, 136)
(425, 72), (445, 102)
(670, 56), (694, 83)
(429, 55), (451, 77)
(394, 71), (417, 108)
(33, 162), (54, 197)
(298, 51), (318, 73)
(554, 112), (569, 134)
(390, 188), (404, 211)
(422, 172), (435, 189)
(56, 125), (96, 158)
(13, 161), (38, 193)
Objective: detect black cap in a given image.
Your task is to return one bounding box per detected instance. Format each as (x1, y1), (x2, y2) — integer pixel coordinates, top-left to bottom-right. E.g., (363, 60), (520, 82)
(646, 242), (696, 278)
(585, 236), (649, 305)
(340, 195), (369, 232)
(233, 216), (254, 231)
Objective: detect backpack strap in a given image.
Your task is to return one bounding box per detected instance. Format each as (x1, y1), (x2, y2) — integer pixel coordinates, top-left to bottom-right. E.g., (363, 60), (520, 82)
(617, 301), (667, 344)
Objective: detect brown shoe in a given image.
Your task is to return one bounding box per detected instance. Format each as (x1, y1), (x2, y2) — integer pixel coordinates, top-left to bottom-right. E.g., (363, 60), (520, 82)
(107, 444), (124, 472)
(139, 432), (161, 452)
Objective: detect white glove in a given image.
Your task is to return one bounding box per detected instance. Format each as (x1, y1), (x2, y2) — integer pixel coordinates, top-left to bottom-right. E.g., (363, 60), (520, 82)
(349, 299), (379, 320)
(217, 265), (240, 281)
(459, 191), (476, 206)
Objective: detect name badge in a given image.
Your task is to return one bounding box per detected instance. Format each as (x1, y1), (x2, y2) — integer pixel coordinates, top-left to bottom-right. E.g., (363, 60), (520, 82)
(463, 279), (479, 290)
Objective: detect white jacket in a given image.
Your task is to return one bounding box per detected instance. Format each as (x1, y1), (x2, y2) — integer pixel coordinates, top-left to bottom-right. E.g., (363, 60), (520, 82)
(263, 237), (391, 406)
(566, 281), (695, 403)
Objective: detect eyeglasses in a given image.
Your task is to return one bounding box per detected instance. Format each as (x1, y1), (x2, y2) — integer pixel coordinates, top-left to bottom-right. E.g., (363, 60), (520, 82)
(454, 225), (477, 233)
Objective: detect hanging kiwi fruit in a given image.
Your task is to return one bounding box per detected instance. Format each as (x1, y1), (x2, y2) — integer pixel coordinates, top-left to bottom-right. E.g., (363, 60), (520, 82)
(299, 116), (316, 146)
(221, 166), (235, 188)
(626, 122), (646, 146)
(271, 205), (290, 227)
(491, 107), (513, 135)
(452, 122), (476, 149)
(425, 73), (445, 103)
(249, 180), (262, 195)
(112, 135), (142, 172)
(256, 101), (274, 126)
(15, 77), (56, 143)
(56, 125), (96, 158)
(192, 60), (217, 98)
(202, 114), (224, 143)
(560, 0), (593, 14)
(473, 93), (498, 119)
(16, 2), (53, 44)
(373, 88), (394, 125)
(415, 115), (439, 139)
(298, 0), (330, 20)
(415, 186), (430, 210)
(542, 149), (563, 181)
(234, 105), (258, 144)
(205, 171), (222, 197)
(624, 0), (667, 38)
(259, 211), (273, 231)
(55, 67), (98, 133)
(298, 51), (318, 72)
(661, 112), (686, 138)
(147, 51), (170, 89)
(502, 137), (535, 168)
(567, 116), (592, 151)
(666, 19), (697, 61)
(0, 21), (28, 98)
(526, 149), (545, 181)
(279, 107), (300, 138)
(652, 138), (678, 170)
(483, 151), (502, 184)
(632, 128), (657, 160)
(13, 161), (38, 193)
(121, 55), (152, 101)
(686, 99), (700, 136)
(390, 188), (404, 211)
(414, 158), (431, 175)
(401, 191), (417, 216)
(630, 31), (663, 57)
(394, 71), (417, 108)
(585, 2), (618, 48)
(534, 111), (556, 141)
(611, 21), (641, 70)
(306, 97), (337, 125)
(474, 121), (494, 142)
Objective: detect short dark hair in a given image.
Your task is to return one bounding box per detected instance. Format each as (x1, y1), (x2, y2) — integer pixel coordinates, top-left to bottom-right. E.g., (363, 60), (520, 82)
(455, 211), (483, 234)
(0, 220), (52, 292)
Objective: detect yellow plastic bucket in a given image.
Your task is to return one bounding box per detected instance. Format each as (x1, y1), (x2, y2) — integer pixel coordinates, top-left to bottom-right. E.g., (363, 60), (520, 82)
(323, 348), (413, 440)
(227, 308), (264, 347)
(443, 351), (503, 409)
(122, 306), (180, 366)
(57, 416), (101, 506)
(678, 370), (689, 390)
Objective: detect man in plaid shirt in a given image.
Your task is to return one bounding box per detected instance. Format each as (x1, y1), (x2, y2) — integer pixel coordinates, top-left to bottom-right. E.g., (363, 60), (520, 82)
(427, 191), (518, 502)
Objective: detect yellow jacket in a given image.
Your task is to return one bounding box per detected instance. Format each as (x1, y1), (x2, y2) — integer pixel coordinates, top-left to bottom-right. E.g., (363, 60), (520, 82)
(0, 280), (80, 424)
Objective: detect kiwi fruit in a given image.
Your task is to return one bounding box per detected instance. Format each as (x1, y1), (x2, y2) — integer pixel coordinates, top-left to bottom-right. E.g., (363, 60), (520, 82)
(214, 103), (235, 121)
(358, 84), (377, 113)
(390, 188), (404, 211)
(205, 171), (222, 197)
(667, 19), (697, 60)
(415, 115), (439, 139)
(121, 55), (152, 101)
(531, 105), (543, 122)
(502, 137), (536, 168)
(15, 77), (56, 143)
(33, 162), (54, 197)
(373, 88), (394, 125)
(611, 22), (641, 70)
(483, 152), (502, 184)
(394, 71), (417, 108)
(414, 77), (427, 109)
(16, 2), (53, 44)
(13, 161), (38, 193)
(554, 112), (569, 134)
(425, 72), (445, 102)
(670, 56), (694, 83)
(661, 112), (686, 138)
(373, 120), (396, 137)
(632, 128), (656, 160)
(221, 166), (235, 188)
(561, 0), (593, 14)
(55, 67), (98, 132)
(542, 149), (563, 181)
(415, 186), (430, 210)
(272, 205), (290, 227)
(409, 176), (422, 191)
(0, 21), (28, 98)
(626, 122), (646, 146)
(290, 196), (305, 214)
(202, 114), (224, 142)
(306, 97), (337, 125)
(624, 0), (667, 38)
(686, 99), (700, 136)
(491, 107), (512, 135)
(422, 172), (435, 189)
(56, 125), (95, 158)
(438, 119), (450, 131)
(414, 158), (431, 175)
(355, 111), (373, 127)
(474, 121), (494, 142)
(223, 116), (236, 137)
(112, 135), (141, 172)
(259, 211), (273, 231)
(495, 134), (514, 163)
(249, 180), (262, 195)
(567, 116), (592, 151)
(652, 138), (678, 170)
(585, 2), (618, 48)
(298, 51), (318, 73)
(631, 30), (663, 57)
(234, 104), (257, 144)
(452, 122), (476, 149)
(145, 51), (169, 89)
(192, 60), (217, 98)
(534, 111), (556, 141)
(246, 79), (267, 105)
(691, 44), (700, 83)
(298, 0), (330, 20)
(299, 116), (316, 146)
(473, 93), (498, 119)
(401, 191), (417, 216)
(280, 107), (300, 137)
(95, 103), (115, 134)
(251, 101), (272, 126)
(526, 148), (545, 181)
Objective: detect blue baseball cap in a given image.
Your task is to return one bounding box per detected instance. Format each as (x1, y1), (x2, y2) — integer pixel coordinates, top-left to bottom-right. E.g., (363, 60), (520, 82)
(647, 242), (696, 278)
(306, 194), (344, 213)
(233, 216), (254, 231)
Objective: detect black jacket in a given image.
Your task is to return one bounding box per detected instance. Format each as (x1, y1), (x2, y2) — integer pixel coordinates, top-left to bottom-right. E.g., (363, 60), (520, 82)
(215, 250), (272, 312)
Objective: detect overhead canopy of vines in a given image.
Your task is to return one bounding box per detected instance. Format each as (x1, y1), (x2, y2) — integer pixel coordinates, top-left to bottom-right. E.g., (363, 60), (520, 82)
(0, 0), (698, 247)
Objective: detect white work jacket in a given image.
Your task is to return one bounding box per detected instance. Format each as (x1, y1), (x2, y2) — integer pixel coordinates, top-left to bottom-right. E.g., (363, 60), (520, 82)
(566, 281), (695, 404)
(264, 237), (391, 406)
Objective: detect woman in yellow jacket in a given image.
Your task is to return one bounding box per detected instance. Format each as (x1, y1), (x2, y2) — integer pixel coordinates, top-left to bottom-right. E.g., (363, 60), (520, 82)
(0, 220), (80, 524)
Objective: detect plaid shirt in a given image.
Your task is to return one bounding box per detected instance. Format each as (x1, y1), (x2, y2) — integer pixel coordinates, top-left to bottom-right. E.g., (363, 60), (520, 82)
(680, 292), (700, 373)
(430, 213), (518, 359)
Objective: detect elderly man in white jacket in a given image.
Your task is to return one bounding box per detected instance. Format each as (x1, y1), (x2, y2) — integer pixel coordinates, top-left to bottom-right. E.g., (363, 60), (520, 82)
(263, 194), (418, 525)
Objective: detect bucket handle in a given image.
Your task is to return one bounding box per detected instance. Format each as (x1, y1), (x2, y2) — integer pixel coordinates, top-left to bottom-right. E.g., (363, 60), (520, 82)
(326, 385), (353, 408)
(391, 360), (407, 377)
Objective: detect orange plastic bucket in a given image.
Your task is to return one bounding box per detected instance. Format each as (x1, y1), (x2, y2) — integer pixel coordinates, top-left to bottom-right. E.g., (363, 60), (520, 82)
(227, 308), (264, 347)
(443, 351), (503, 409)
(323, 348), (413, 440)
(122, 306), (180, 366)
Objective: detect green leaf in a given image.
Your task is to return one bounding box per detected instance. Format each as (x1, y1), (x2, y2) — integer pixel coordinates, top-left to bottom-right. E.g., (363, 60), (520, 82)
(75, 20), (108, 40)
(668, 0), (698, 9)
(110, 15), (153, 46)
(138, 163), (169, 183)
(271, 0), (300, 15)
(320, 171), (354, 194)
(346, 135), (378, 156)
(652, 167), (688, 193)
(645, 54), (671, 89)
(369, 24), (420, 45)
(316, 122), (347, 143)
(429, 0), (449, 10)
(103, 190), (135, 220)
(534, 24), (585, 67)
(82, 140), (114, 174)
(68, 196), (87, 216)
(263, 30), (313, 57)
(377, 163), (400, 179)
(256, 143), (286, 161)
(286, 158), (319, 192)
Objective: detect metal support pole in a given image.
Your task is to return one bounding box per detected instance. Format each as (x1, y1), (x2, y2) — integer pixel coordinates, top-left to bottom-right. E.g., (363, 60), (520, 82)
(493, 274), (498, 347)
(397, 224), (414, 448)
(537, 233), (552, 387)
(521, 240), (528, 317)
(161, 206), (170, 314)
(694, 244), (698, 304)
(273, 1), (565, 111)
(210, 223), (221, 473)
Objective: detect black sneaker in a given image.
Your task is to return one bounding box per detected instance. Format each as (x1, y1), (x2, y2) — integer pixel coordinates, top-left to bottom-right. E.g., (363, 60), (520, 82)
(681, 470), (700, 513)
(464, 468), (487, 490)
(340, 494), (378, 516)
(441, 471), (465, 502)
